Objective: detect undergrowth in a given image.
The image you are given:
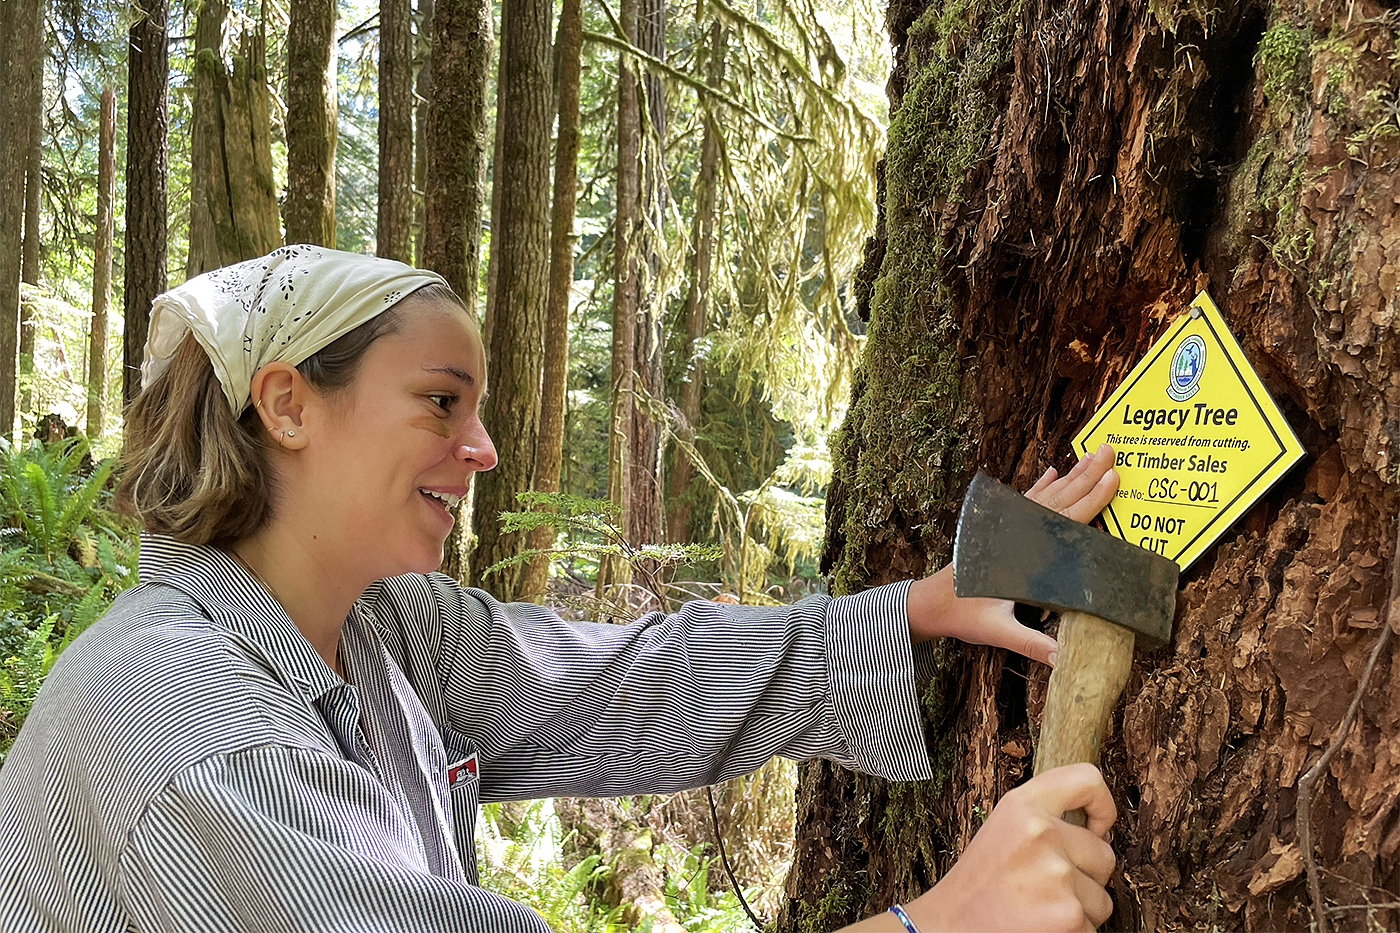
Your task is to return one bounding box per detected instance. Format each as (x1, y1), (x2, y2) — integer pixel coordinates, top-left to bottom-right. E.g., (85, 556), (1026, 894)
(0, 435), (137, 762)
(477, 798), (761, 933)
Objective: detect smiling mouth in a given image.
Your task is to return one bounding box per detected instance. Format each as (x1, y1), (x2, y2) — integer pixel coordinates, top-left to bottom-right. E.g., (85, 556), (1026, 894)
(419, 488), (462, 509)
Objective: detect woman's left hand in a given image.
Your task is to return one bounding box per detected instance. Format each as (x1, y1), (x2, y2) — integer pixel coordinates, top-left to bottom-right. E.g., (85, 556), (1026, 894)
(905, 444), (1120, 665)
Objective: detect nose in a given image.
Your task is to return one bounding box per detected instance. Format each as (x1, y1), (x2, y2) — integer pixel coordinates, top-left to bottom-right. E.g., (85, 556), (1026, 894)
(455, 424), (498, 473)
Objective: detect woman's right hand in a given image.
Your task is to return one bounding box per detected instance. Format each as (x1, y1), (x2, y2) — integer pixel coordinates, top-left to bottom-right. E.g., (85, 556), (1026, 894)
(904, 763), (1118, 932)
(836, 765), (1117, 932)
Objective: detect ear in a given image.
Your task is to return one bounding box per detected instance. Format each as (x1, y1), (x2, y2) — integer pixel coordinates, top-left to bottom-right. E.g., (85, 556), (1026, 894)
(249, 362), (311, 450)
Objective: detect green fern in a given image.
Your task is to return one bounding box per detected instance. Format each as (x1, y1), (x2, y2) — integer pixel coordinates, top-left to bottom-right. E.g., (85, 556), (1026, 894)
(0, 616), (56, 764)
(486, 492), (721, 610)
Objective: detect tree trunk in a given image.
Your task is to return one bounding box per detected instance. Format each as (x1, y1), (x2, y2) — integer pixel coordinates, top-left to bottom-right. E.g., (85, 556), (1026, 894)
(626, 0), (666, 551)
(187, 1), (221, 277)
(189, 3), (281, 276)
(285, 0), (336, 247)
(422, 0), (489, 301)
(0, 0), (40, 440)
(482, 78), (506, 351)
(17, 0), (42, 419)
(667, 21), (725, 546)
(422, 0), (491, 586)
(377, 0), (413, 263)
(520, 0), (584, 601)
(412, 0), (434, 265)
(88, 86), (115, 441)
(122, 0), (168, 407)
(782, 2), (1400, 932)
(467, 0), (552, 600)
(602, 0), (640, 592)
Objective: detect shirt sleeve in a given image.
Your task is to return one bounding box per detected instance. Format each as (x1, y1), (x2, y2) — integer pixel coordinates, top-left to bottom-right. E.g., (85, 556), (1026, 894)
(370, 576), (934, 801)
(121, 745), (549, 933)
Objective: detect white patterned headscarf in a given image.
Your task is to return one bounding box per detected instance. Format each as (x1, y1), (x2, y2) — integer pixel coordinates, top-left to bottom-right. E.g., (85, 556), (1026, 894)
(141, 244), (450, 415)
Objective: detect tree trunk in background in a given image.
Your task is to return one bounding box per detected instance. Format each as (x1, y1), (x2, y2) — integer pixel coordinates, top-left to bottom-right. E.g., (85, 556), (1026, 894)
(468, 0), (552, 600)
(782, 2), (1400, 931)
(422, 0), (489, 302)
(0, 0), (40, 440)
(285, 0), (336, 247)
(667, 21), (725, 546)
(626, 0), (665, 550)
(482, 81), (505, 351)
(377, 0), (413, 263)
(187, 2), (222, 276)
(520, 0), (584, 600)
(122, 0), (168, 407)
(18, 1), (43, 419)
(88, 86), (115, 440)
(422, 0), (490, 586)
(412, 0), (434, 265)
(602, 0), (640, 592)
(188, 4), (281, 276)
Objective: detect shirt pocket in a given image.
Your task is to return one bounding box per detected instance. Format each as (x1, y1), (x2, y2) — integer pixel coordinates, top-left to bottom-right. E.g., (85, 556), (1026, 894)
(442, 731), (483, 884)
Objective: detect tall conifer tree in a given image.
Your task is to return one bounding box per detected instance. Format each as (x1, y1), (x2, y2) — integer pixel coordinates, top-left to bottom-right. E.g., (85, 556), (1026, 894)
(122, 0), (169, 405)
(377, 0), (413, 262)
(521, 0), (585, 599)
(285, 0), (336, 246)
(467, 0), (553, 598)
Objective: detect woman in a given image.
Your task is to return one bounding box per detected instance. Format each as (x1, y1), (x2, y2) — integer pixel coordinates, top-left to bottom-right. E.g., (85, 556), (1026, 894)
(0, 246), (1119, 932)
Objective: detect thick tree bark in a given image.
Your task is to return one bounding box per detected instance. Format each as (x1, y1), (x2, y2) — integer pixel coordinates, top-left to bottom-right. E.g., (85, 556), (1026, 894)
(188, 4), (280, 276)
(667, 21), (725, 545)
(377, 0), (413, 262)
(520, 0), (585, 600)
(122, 0), (168, 407)
(285, 0), (336, 247)
(467, 0), (553, 600)
(88, 86), (115, 440)
(626, 0), (666, 550)
(783, 2), (1400, 931)
(602, 0), (640, 592)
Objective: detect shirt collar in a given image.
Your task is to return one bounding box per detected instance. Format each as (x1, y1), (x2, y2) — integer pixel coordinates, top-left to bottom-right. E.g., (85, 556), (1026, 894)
(138, 532), (348, 701)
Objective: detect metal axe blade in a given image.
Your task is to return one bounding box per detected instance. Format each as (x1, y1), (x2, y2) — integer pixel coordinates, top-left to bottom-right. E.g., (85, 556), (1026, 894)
(952, 471), (1178, 648)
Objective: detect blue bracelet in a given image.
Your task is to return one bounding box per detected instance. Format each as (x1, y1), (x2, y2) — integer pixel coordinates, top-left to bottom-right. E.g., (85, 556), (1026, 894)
(889, 904), (921, 933)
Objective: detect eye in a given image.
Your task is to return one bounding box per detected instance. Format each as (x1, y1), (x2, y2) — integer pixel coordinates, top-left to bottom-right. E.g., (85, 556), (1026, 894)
(427, 394), (458, 412)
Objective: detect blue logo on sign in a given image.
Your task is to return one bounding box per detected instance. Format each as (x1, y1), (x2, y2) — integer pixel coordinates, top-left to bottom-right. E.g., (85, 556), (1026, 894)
(1167, 335), (1206, 402)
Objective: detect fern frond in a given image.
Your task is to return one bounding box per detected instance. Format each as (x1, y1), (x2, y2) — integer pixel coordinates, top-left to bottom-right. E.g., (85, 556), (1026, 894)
(22, 463), (56, 558)
(56, 459), (116, 548)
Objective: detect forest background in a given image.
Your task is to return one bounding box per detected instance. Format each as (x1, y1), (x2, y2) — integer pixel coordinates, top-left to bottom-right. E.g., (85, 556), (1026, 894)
(5, 0), (1400, 930)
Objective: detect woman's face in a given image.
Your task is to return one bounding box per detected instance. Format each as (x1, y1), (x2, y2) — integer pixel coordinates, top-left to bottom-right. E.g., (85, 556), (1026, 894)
(293, 299), (497, 577)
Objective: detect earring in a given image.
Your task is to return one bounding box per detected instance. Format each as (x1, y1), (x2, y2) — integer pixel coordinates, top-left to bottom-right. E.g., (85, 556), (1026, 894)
(287, 430), (296, 437)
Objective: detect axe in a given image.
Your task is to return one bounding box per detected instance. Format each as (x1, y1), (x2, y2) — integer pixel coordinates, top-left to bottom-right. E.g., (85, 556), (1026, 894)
(952, 471), (1179, 825)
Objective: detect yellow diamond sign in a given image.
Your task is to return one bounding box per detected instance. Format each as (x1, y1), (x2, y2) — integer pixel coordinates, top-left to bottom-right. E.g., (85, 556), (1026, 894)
(1072, 291), (1305, 570)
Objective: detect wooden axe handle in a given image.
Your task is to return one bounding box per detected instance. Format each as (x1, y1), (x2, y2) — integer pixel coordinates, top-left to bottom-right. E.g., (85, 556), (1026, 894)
(1032, 610), (1136, 827)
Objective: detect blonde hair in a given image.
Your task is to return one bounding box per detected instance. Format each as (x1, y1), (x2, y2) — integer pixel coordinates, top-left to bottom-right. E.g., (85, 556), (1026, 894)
(115, 282), (464, 546)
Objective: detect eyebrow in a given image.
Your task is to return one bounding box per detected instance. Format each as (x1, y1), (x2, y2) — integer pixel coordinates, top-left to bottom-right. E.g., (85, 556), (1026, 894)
(421, 365), (476, 387)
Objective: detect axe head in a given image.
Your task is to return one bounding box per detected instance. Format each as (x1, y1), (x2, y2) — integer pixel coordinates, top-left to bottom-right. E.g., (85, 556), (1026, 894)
(953, 471), (1178, 647)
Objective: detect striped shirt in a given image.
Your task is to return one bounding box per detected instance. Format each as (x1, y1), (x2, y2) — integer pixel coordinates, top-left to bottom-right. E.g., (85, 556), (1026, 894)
(0, 533), (932, 931)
